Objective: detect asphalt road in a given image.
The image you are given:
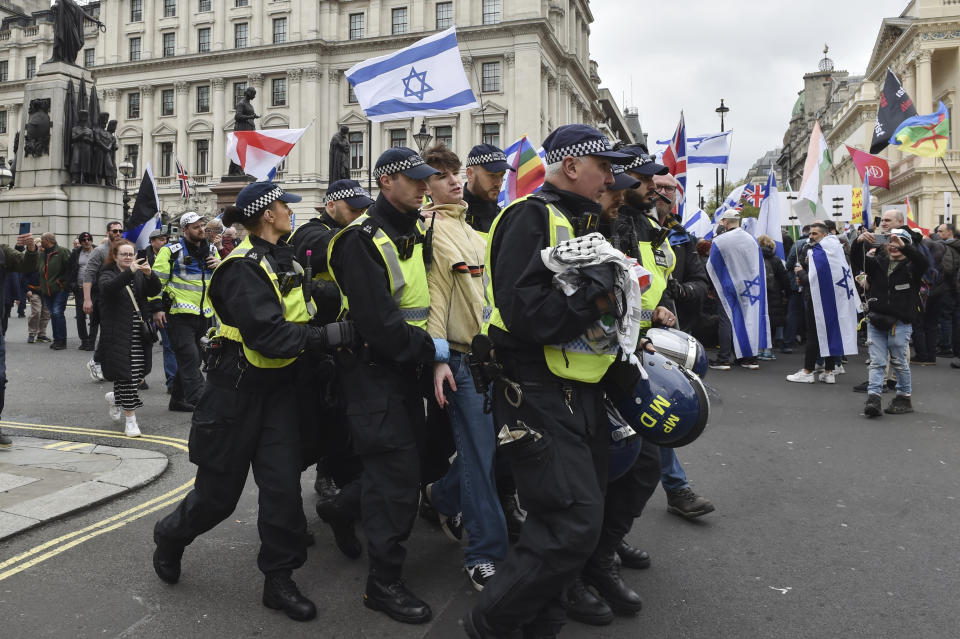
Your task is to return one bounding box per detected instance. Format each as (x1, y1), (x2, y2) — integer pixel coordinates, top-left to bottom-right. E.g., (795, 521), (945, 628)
(1, 314), (958, 639)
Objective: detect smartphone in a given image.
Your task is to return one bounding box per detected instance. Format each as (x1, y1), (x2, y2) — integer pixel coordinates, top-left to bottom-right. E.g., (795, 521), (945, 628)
(873, 234), (890, 245)
(18, 221), (30, 235)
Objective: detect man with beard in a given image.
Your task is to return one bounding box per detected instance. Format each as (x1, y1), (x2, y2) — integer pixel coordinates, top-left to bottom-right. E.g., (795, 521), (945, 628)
(462, 144), (511, 237)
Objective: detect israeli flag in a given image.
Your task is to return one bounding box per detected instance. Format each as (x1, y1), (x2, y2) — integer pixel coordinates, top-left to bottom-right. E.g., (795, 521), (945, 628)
(807, 235), (861, 357)
(345, 27), (479, 122)
(682, 208), (713, 239)
(755, 169), (785, 259)
(657, 131), (732, 169)
(706, 228), (770, 359)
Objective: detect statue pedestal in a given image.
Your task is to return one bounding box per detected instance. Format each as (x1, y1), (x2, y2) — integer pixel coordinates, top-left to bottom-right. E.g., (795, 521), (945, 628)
(209, 175), (254, 214)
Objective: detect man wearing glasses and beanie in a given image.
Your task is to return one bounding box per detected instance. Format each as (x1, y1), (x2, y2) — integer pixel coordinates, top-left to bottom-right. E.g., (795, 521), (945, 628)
(69, 231), (98, 350)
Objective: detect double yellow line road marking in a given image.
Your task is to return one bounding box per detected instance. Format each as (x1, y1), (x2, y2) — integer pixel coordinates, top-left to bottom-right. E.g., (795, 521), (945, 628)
(0, 419), (193, 582)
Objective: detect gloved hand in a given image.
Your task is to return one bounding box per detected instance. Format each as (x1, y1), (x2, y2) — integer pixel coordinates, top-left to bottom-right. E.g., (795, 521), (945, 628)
(308, 320), (357, 352)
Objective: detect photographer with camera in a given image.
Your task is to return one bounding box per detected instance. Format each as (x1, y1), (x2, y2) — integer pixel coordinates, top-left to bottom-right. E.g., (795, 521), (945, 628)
(853, 213), (928, 417)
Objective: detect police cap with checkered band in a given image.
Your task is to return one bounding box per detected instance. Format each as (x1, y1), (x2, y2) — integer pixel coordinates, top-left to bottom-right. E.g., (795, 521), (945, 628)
(234, 181), (302, 220)
(541, 124), (633, 166)
(619, 143), (669, 176)
(373, 147), (440, 181)
(320, 179), (375, 210)
(466, 143), (514, 173)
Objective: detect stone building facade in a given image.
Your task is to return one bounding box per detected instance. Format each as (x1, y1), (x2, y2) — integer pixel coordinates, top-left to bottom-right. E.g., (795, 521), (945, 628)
(1, 0), (622, 219)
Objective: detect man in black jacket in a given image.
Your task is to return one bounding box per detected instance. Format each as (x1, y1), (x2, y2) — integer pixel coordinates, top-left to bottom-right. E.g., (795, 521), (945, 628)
(852, 225), (928, 416)
(463, 144), (510, 235)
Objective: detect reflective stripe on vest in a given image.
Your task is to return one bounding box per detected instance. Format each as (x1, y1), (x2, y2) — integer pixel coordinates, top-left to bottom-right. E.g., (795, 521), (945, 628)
(328, 213), (430, 329)
(484, 195), (616, 384)
(152, 244), (214, 317)
(214, 237), (315, 369)
(636, 217), (677, 329)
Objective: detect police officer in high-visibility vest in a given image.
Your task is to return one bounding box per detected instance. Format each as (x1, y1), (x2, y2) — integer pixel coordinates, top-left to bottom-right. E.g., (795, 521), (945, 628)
(463, 125), (634, 639)
(152, 182), (356, 622)
(462, 144), (511, 237)
(327, 147), (444, 625)
(151, 212), (219, 412)
(287, 179), (373, 561)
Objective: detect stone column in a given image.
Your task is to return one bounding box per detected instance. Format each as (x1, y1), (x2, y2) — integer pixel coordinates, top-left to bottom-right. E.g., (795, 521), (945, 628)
(504, 51), (517, 143)
(303, 67), (321, 181)
(177, 0), (190, 55)
(459, 56), (474, 153)
(103, 87), (119, 123)
(369, 0), (382, 37)
(247, 72), (264, 94)
(140, 85), (156, 171)
(251, 0), (264, 47)
(287, 68), (302, 178)
(211, 78), (226, 178)
(327, 69), (341, 182)
(143, 0), (156, 59)
(213, 0), (226, 50)
(916, 49), (933, 114)
(175, 80), (189, 164)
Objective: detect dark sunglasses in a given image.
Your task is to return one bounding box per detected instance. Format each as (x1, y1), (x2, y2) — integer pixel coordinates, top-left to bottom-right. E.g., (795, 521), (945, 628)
(108, 229), (122, 234)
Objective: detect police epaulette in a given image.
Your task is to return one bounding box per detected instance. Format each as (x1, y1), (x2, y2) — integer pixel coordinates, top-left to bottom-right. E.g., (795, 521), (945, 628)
(244, 249), (264, 263)
(358, 217), (380, 237)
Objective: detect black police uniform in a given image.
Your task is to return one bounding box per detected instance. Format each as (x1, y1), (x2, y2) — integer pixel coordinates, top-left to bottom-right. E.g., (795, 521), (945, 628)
(290, 212), (347, 325)
(328, 193), (436, 584)
(155, 235), (315, 578)
(472, 182), (614, 636)
(463, 185), (500, 234)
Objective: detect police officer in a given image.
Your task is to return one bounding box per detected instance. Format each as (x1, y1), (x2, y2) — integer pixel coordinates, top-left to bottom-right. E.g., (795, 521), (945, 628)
(327, 147), (444, 625)
(463, 124), (633, 639)
(463, 143), (512, 236)
(151, 212), (219, 412)
(152, 182), (354, 621)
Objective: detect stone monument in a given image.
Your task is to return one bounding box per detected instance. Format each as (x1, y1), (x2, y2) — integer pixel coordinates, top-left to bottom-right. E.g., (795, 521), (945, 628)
(213, 87), (259, 211)
(329, 125), (351, 182)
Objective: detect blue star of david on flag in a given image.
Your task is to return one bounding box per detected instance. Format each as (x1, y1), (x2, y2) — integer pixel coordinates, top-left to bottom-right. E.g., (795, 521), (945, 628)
(835, 266), (855, 300)
(740, 275), (762, 305)
(402, 67), (433, 101)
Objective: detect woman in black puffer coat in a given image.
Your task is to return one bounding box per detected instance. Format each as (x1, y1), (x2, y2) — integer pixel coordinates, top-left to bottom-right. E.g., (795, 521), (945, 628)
(97, 239), (161, 437)
(758, 235), (792, 359)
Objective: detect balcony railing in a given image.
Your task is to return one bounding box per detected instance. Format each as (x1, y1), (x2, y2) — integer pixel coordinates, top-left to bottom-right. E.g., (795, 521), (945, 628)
(350, 168), (365, 180)
(0, 31), (10, 41)
(23, 26), (37, 37)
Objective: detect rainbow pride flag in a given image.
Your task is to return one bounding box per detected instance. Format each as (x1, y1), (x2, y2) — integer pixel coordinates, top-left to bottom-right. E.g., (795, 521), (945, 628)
(497, 135), (546, 208)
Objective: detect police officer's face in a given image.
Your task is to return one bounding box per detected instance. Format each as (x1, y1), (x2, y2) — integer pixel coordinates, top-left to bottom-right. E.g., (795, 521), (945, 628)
(267, 201), (293, 234)
(467, 166), (506, 202)
(600, 189), (624, 221)
(571, 156), (614, 203)
(426, 168), (463, 206)
(383, 173), (429, 212)
(326, 200), (366, 226)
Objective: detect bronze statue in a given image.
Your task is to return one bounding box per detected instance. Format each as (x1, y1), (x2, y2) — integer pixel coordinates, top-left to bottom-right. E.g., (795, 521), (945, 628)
(70, 109), (93, 184)
(228, 87), (259, 176)
(24, 98), (52, 158)
(104, 119), (118, 187)
(92, 112), (114, 186)
(50, 0), (106, 65)
(329, 125), (351, 182)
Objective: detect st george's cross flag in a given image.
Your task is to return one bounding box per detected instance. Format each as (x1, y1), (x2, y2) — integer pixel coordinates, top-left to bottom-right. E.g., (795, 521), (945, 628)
(226, 127), (309, 181)
(807, 235), (861, 357)
(346, 27), (478, 122)
(706, 227), (770, 359)
(661, 113), (687, 218)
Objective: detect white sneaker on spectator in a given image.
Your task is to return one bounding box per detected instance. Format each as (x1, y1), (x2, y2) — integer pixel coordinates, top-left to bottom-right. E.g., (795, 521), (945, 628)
(834, 364), (846, 375)
(124, 416), (141, 438)
(786, 369), (816, 383)
(105, 392), (122, 422)
(87, 360), (104, 383)
(819, 371), (837, 384)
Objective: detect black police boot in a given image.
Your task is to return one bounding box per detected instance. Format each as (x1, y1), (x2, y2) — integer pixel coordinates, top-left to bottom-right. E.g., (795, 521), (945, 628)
(262, 573), (317, 622)
(152, 525), (184, 585)
(884, 394), (913, 415)
(582, 551), (642, 615)
(666, 487), (716, 519)
(363, 575), (432, 624)
(864, 393), (882, 418)
(500, 491), (525, 542)
(315, 496), (361, 559)
(168, 398), (195, 412)
(561, 576), (614, 626)
(616, 540), (651, 569)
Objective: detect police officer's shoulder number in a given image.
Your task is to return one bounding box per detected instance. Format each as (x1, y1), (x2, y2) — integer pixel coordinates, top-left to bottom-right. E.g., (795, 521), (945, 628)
(167, 242), (182, 254)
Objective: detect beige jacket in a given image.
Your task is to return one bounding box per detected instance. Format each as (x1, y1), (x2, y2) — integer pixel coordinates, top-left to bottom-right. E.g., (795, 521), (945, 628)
(425, 202), (488, 353)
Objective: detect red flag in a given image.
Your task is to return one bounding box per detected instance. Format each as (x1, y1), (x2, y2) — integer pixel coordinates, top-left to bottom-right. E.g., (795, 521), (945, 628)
(845, 145), (890, 189)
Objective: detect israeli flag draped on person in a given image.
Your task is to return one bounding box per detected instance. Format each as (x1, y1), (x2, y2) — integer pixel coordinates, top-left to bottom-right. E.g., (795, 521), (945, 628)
(706, 228), (771, 359)
(807, 235), (861, 357)
(702, 184), (747, 240)
(755, 168), (785, 259)
(345, 27), (479, 122)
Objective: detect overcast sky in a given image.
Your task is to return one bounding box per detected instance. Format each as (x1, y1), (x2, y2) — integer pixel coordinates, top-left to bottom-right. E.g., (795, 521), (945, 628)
(590, 0), (909, 197)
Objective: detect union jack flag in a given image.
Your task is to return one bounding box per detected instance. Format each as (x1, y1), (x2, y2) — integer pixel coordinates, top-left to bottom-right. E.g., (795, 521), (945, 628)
(176, 158), (190, 199)
(661, 112), (687, 218)
(743, 183), (765, 208)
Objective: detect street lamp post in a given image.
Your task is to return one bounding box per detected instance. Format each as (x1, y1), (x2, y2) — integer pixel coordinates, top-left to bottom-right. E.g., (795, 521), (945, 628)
(715, 99), (730, 209)
(118, 157), (135, 225)
(696, 180), (704, 210)
(413, 121), (433, 154)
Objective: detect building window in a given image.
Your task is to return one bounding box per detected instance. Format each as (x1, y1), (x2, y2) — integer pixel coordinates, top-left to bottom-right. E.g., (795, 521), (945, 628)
(392, 8), (408, 35)
(481, 61), (500, 93)
(273, 17), (287, 44)
(129, 37), (141, 61)
(390, 129), (406, 148)
(160, 142), (174, 177)
(25, 57), (36, 80)
(162, 33), (175, 57)
(198, 28), (211, 52)
(482, 0), (501, 25)
(128, 92), (141, 119)
(196, 139), (209, 176)
(272, 78), (286, 106)
(436, 2), (453, 29)
(0, 111), (6, 135)
(131, 0), (143, 22)
(235, 23), (248, 48)
(347, 84), (358, 104)
(196, 85), (210, 112)
(161, 89), (175, 116)
(163, 0), (176, 18)
(83, 48), (95, 68)
(349, 13), (364, 40)
(233, 82), (247, 106)
(482, 123), (500, 147)
(0, 61), (7, 82)
(349, 131), (364, 170)
(125, 145), (139, 174)
(235, 0), (248, 7)
(435, 126), (453, 148)
(199, 0), (211, 11)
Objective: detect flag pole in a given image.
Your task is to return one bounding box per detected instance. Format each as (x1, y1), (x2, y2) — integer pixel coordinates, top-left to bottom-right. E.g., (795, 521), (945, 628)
(367, 119), (372, 192)
(939, 157), (960, 198)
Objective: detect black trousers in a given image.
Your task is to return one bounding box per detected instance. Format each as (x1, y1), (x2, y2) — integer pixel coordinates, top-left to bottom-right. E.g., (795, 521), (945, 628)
(155, 382), (307, 575)
(338, 358), (425, 581)
(803, 300), (838, 371)
(166, 313), (207, 405)
(474, 375), (608, 636)
(74, 287), (99, 344)
(595, 439), (661, 555)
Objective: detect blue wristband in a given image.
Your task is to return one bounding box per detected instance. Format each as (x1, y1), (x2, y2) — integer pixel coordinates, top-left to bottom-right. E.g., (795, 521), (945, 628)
(432, 338), (450, 363)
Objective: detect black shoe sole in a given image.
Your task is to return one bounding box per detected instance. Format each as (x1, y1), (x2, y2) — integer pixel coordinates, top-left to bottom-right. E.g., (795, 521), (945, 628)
(667, 504), (716, 519)
(864, 407), (882, 418)
(617, 553), (651, 570)
(263, 594), (317, 622)
(152, 548), (181, 584)
(362, 594), (432, 624)
(580, 576), (642, 615)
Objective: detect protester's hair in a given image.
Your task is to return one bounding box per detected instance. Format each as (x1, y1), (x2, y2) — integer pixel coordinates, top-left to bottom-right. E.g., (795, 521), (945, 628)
(809, 222), (828, 234)
(205, 218), (224, 233)
(882, 208), (905, 224)
(422, 144), (461, 174)
(40, 232), (56, 244)
(941, 223), (956, 235)
(823, 219), (838, 233)
(106, 220), (122, 231)
(105, 239), (135, 266)
(695, 239), (712, 257)
(756, 234), (775, 250)
(801, 224), (811, 234)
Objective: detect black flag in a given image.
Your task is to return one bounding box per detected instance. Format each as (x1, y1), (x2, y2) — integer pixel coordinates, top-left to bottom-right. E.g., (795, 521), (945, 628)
(126, 165), (160, 230)
(870, 68), (918, 154)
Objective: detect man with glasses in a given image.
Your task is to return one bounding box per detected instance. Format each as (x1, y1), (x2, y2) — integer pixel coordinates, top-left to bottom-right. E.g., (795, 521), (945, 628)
(81, 221), (125, 380)
(68, 232), (98, 350)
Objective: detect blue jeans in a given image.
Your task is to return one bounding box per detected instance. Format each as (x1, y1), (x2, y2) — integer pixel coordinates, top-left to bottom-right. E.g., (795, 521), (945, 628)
(159, 325), (177, 391)
(40, 290), (68, 343)
(659, 447), (689, 493)
(867, 321), (912, 396)
(717, 309), (733, 362)
(429, 351), (509, 566)
(782, 292), (805, 349)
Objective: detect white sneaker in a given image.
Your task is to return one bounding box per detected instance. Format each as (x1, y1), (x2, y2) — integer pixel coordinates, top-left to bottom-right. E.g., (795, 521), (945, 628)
(813, 363), (825, 374)
(786, 369), (816, 383)
(105, 392), (122, 422)
(124, 417), (141, 438)
(819, 371), (837, 384)
(834, 364), (846, 375)
(465, 562), (496, 592)
(87, 359), (104, 382)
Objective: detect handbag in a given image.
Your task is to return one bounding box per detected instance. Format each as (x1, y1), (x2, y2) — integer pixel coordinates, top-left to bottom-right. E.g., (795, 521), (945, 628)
(125, 284), (160, 344)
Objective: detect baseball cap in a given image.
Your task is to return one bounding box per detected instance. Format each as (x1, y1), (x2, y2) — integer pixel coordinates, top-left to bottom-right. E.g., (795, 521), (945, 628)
(148, 228), (168, 240)
(719, 209), (741, 221)
(620, 144), (669, 176)
(889, 227), (913, 245)
(180, 212), (203, 227)
(234, 182), (302, 220)
(322, 179), (375, 209)
(542, 125), (633, 165)
(610, 164), (640, 191)
(466, 144), (514, 173)
(373, 147), (440, 181)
